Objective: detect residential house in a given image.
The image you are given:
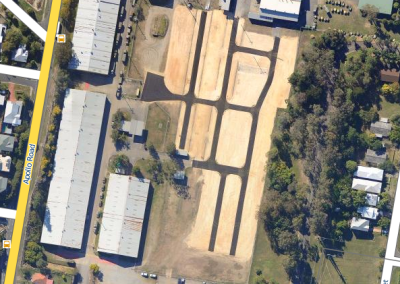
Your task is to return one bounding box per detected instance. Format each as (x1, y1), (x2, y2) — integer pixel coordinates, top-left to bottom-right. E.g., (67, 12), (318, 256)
(380, 69), (400, 83)
(0, 155), (11, 172)
(350, 217), (370, 232)
(366, 193), (380, 207)
(4, 101), (22, 126)
(352, 178), (382, 194)
(354, 166), (384, 182)
(0, 24), (6, 53)
(365, 149), (387, 166)
(31, 273), (53, 284)
(0, 134), (15, 153)
(357, 206), (379, 220)
(12, 44), (28, 63)
(0, 177), (8, 193)
(371, 120), (392, 138)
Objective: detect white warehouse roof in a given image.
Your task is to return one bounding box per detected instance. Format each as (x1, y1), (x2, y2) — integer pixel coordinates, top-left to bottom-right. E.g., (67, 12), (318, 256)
(354, 166), (384, 182)
(98, 174), (150, 258)
(260, 0), (302, 15)
(352, 178), (382, 194)
(68, 0), (121, 74)
(41, 89), (106, 249)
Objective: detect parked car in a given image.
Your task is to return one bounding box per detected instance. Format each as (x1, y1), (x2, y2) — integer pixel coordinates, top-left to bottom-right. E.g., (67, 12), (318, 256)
(99, 200), (103, 207)
(122, 50), (128, 63)
(119, 76), (123, 85)
(178, 278), (185, 284)
(102, 185), (106, 191)
(150, 274), (157, 279)
(100, 193), (104, 199)
(116, 86), (122, 99)
(115, 34), (120, 46)
(113, 50), (118, 59)
(97, 211), (102, 218)
(129, 12), (134, 21)
(118, 22), (123, 31)
(141, 272), (148, 278)
(120, 6), (125, 18)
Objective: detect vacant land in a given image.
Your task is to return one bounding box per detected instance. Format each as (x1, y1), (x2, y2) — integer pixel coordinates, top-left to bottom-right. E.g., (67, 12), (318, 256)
(214, 174), (242, 255)
(183, 104), (217, 160)
(392, 267), (400, 283)
(235, 18), (275, 52)
(194, 10), (232, 101)
(235, 35), (299, 261)
(379, 96), (400, 119)
(216, 110), (252, 168)
(145, 102), (181, 152)
(164, 6), (200, 94)
(226, 52), (270, 107)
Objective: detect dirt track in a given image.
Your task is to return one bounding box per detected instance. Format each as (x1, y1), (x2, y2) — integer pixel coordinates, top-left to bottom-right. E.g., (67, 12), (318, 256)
(235, 35), (299, 260)
(226, 52), (270, 107)
(194, 10), (232, 101)
(216, 110), (252, 168)
(164, 6), (200, 95)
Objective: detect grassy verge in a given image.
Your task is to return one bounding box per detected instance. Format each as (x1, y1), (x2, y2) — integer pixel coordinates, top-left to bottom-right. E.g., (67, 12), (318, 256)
(378, 96), (400, 119)
(392, 267), (400, 283)
(145, 103), (171, 152)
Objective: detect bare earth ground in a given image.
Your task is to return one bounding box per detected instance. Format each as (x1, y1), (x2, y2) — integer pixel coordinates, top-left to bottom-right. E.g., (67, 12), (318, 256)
(186, 170), (221, 251)
(163, 6), (200, 95)
(235, 18), (275, 52)
(215, 109), (252, 168)
(181, 104), (217, 160)
(214, 174), (242, 255)
(235, 35), (300, 260)
(142, 169), (248, 282)
(226, 52), (270, 107)
(194, 10), (232, 101)
(129, 6), (173, 78)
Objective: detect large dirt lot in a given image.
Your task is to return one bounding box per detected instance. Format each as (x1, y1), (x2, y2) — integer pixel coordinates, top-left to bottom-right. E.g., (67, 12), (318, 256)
(235, 35), (300, 260)
(142, 169), (249, 283)
(226, 52), (270, 107)
(235, 18), (275, 52)
(194, 10), (232, 101)
(214, 174), (242, 255)
(215, 109), (252, 168)
(181, 103), (217, 161)
(163, 6), (201, 95)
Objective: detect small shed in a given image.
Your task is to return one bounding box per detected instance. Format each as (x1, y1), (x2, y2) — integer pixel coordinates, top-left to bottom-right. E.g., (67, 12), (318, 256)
(365, 193), (380, 206)
(121, 119), (145, 137)
(350, 217), (370, 232)
(365, 149), (387, 165)
(175, 149), (189, 158)
(380, 69), (400, 82)
(371, 121), (392, 137)
(173, 171), (185, 180)
(357, 206), (379, 220)
(0, 134), (14, 153)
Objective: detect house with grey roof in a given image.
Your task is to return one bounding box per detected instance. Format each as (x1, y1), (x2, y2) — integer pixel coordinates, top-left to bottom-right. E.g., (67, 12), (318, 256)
(354, 166), (384, 182)
(366, 193), (380, 207)
(350, 217), (370, 232)
(352, 178), (382, 194)
(98, 174), (150, 258)
(357, 206), (379, 220)
(0, 177), (8, 193)
(11, 44), (28, 63)
(120, 119), (145, 137)
(0, 134), (14, 153)
(4, 101), (22, 126)
(366, 149), (387, 166)
(371, 121), (392, 138)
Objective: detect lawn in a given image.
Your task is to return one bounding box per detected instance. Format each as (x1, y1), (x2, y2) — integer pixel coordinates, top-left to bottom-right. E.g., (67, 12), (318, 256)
(392, 267), (400, 284)
(249, 221), (289, 284)
(17, 0), (44, 22)
(318, 233), (387, 284)
(378, 96), (400, 119)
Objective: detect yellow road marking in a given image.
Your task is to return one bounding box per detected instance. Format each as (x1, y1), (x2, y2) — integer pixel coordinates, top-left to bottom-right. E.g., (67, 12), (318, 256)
(5, 0), (61, 282)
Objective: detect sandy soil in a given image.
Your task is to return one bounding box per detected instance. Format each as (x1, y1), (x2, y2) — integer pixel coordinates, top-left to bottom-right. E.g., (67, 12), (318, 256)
(214, 174), (242, 255)
(194, 10), (232, 101)
(182, 104), (217, 160)
(235, 18), (275, 52)
(226, 52), (270, 107)
(235, 35), (300, 260)
(186, 170), (221, 251)
(164, 6), (200, 95)
(215, 110), (252, 168)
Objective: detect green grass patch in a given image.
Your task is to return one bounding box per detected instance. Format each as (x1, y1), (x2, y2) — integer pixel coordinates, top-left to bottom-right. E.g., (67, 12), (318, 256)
(145, 103), (174, 152)
(151, 15), (169, 37)
(249, 221), (288, 284)
(15, 84), (31, 97)
(378, 96), (400, 119)
(17, 0), (44, 22)
(392, 267), (400, 284)
(318, 233), (387, 283)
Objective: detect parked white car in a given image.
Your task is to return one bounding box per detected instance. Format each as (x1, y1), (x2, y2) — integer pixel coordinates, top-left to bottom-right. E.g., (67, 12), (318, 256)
(141, 272), (148, 278)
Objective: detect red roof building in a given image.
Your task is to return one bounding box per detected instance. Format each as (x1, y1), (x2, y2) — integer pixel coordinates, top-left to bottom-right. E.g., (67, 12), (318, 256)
(31, 273), (54, 284)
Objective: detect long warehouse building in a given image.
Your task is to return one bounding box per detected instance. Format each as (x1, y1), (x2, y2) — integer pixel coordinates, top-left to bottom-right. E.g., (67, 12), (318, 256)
(41, 89), (106, 249)
(68, 0), (121, 75)
(98, 174), (150, 258)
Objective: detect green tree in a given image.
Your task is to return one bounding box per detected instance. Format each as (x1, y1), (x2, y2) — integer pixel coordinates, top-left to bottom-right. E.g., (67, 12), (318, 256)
(390, 125), (400, 145)
(90, 263), (100, 275)
(378, 217), (391, 228)
(24, 242), (44, 267)
(267, 161), (293, 192)
(166, 142), (176, 156)
(345, 160), (358, 173)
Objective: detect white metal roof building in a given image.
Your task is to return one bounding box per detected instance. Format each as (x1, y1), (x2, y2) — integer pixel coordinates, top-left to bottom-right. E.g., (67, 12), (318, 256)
(98, 174), (150, 258)
(350, 217), (370, 232)
(121, 119), (145, 137)
(357, 206), (379, 220)
(68, 0), (121, 75)
(41, 89), (106, 249)
(4, 101), (22, 126)
(352, 178), (382, 194)
(219, 0), (231, 11)
(354, 166), (384, 182)
(249, 0), (302, 23)
(365, 193), (380, 207)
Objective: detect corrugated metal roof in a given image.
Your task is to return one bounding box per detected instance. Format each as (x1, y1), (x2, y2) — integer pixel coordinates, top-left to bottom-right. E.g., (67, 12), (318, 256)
(352, 178), (382, 194)
(68, 0), (121, 74)
(354, 166), (384, 182)
(98, 174), (150, 258)
(41, 89), (106, 249)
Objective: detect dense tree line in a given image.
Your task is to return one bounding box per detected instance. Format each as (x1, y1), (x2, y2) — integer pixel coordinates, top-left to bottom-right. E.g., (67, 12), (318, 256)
(261, 30), (388, 282)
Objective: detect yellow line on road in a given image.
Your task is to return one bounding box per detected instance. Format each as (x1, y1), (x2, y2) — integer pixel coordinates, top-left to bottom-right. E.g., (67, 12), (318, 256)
(5, 0), (61, 282)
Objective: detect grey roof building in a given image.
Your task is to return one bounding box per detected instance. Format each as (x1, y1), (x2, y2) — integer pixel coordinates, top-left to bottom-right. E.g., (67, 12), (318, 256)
(366, 193), (380, 206)
(371, 121), (392, 137)
(41, 89), (106, 249)
(68, 0), (121, 75)
(0, 177), (8, 193)
(350, 217), (370, 232)
(121, 119), (145, 137)
(173, 171), (185, 180)
(366, 149), (387, 165)
(0, 135), (14, 153)
(98, 174), (150, 258)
